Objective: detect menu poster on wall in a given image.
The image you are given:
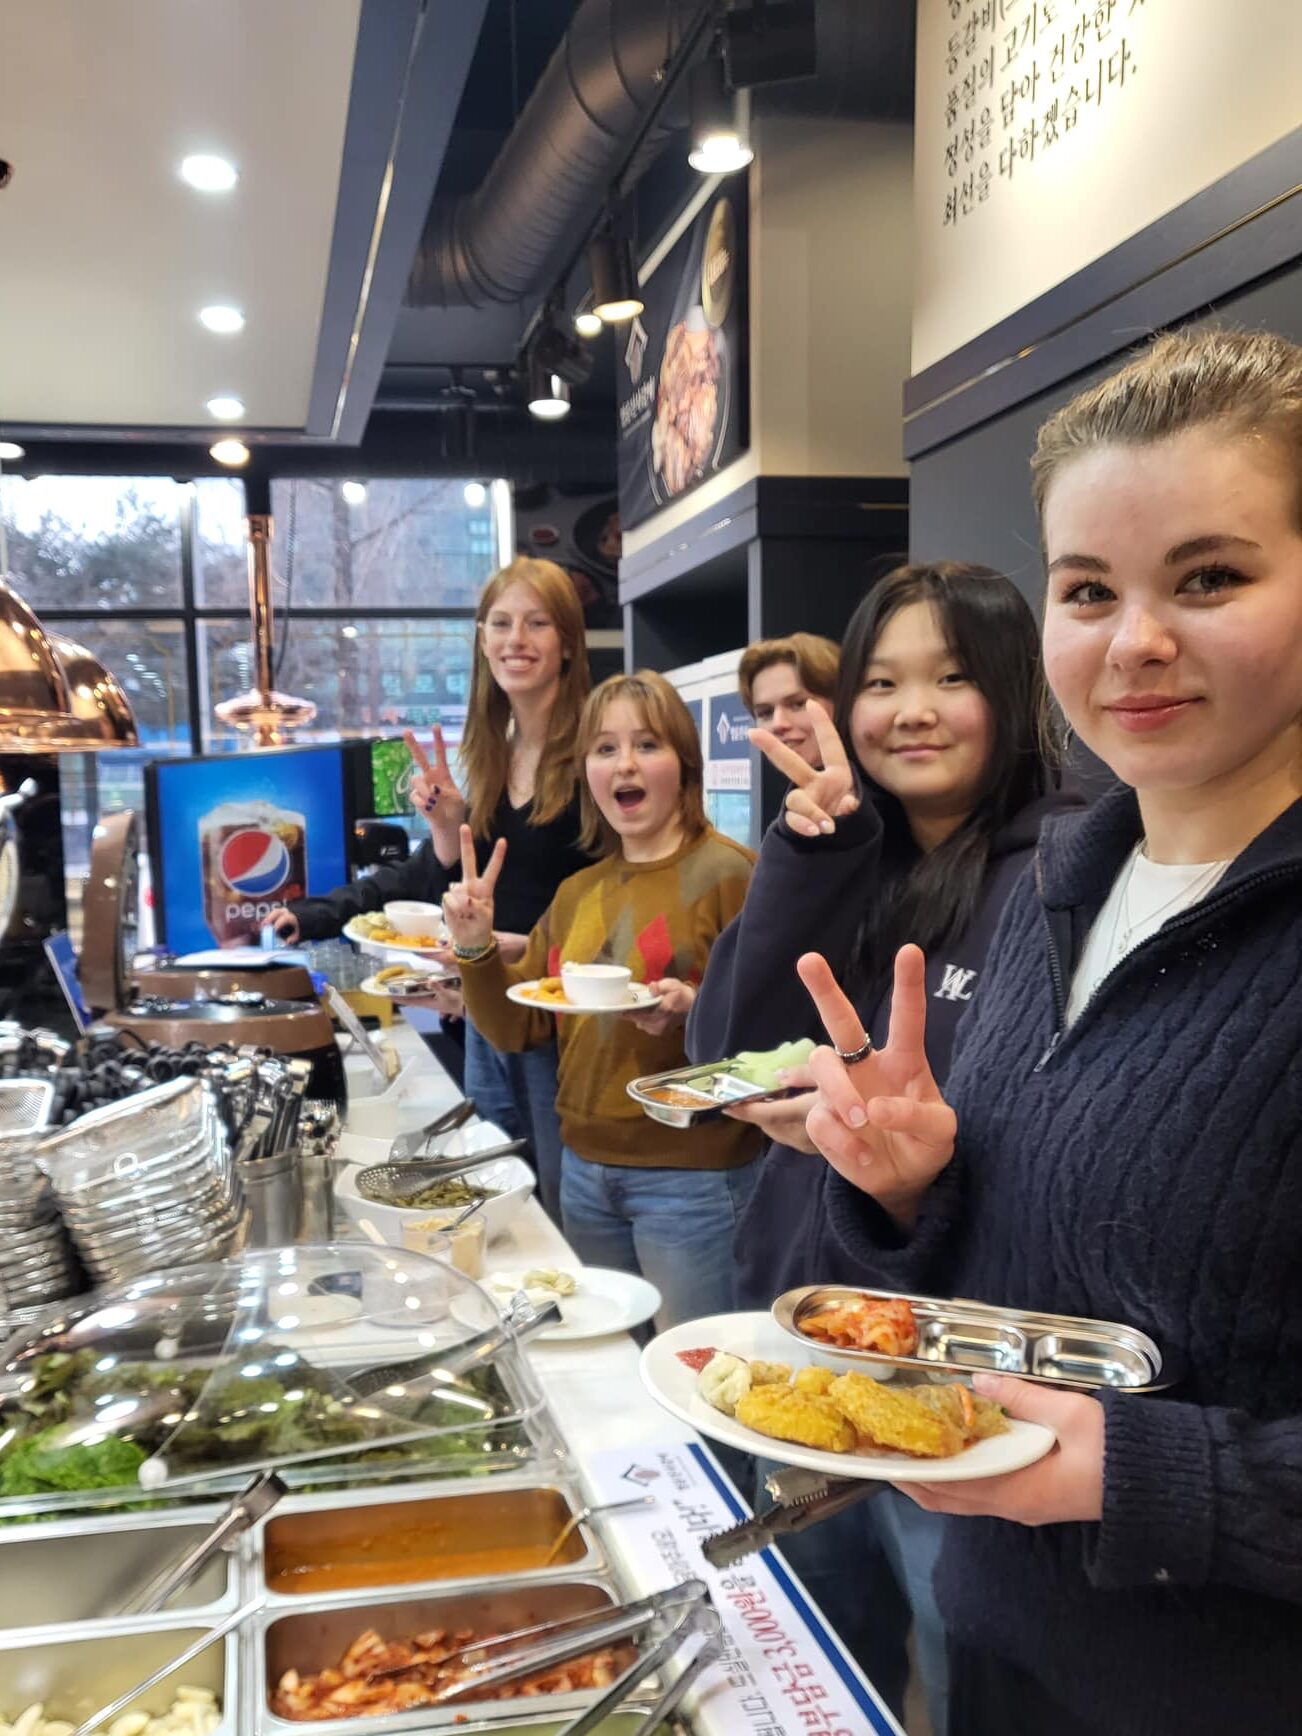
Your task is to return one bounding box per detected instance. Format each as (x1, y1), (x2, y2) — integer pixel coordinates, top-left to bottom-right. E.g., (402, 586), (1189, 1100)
(912, 0), (1302, 372)
(617, 183), (749, 530)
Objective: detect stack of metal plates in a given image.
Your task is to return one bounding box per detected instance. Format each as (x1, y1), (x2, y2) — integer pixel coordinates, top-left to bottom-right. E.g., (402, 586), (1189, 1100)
(38, 1077), (245, 1285)
(0, 1079), (80, 1326)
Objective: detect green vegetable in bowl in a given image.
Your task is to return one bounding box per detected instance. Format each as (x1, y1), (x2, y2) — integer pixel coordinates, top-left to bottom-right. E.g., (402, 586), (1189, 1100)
(730, 1037), (817, 1090)
(387, 1177), (496, 1211)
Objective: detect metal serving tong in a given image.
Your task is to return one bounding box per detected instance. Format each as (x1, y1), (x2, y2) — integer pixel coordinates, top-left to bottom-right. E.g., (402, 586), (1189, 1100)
(349, 1294), (562, 1400)
(119, 1470), (286, 1617)
(371, 1577), (720, 1731)
(701, 1466), (884, 1569)
(388, 1097), (477, 1159)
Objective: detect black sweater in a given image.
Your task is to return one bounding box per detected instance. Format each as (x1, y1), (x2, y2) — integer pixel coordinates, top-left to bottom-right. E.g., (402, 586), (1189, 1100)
(823, 787), (1302, 1734)
(686, 787), (1081, 1310)
(291, 791), (590, 941)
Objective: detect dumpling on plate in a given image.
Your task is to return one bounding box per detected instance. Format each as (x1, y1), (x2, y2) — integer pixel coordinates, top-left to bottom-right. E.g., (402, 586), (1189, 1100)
(697, 1351), (752, 1416)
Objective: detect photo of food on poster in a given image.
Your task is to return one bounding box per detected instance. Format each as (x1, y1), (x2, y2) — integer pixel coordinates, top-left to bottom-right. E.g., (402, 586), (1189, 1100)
(514, 483), (622, 631)
(617, 182), (749, 530)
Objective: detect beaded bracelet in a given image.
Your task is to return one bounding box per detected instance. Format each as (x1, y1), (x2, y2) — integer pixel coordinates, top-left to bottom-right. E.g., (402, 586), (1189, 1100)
(453, 937), (498, 964)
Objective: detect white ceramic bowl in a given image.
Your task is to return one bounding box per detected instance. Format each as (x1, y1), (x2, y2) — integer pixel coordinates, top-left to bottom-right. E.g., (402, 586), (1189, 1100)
(336, 1153), (536, 1247)
(561, 962), (632, 1007)
(383, 900), (445, 938)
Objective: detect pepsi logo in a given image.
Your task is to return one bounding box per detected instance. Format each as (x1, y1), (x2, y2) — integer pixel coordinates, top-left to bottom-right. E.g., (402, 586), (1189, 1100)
(219, 828), (290, 898)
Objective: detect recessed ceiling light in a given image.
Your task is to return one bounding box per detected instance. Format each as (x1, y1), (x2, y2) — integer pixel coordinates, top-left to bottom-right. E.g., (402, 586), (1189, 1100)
(199, 305), (245, 335)
(463, 481), (487, 509)
(180, 154), (238, 193)
(206, 395), (245, 421)
(574, 309), (604, 340)
(210, 439), (250, 467)
(340, 625), (359, 639)
(341, 481), (367, 506)
(0, 441), (24, 461)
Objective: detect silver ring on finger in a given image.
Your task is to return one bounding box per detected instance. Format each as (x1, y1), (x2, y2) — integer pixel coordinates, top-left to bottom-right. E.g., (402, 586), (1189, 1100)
(834, 1034), (873, 1065)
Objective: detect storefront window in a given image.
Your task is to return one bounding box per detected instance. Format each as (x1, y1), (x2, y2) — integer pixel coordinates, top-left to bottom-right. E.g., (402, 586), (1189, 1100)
(0, 475), (184, 610)
(193, 477), (497, 610)
(200, 616), (475, 750)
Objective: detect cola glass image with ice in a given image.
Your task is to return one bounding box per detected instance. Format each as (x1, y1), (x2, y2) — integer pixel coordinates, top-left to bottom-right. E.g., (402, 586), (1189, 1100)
(199, 801), (307, 945)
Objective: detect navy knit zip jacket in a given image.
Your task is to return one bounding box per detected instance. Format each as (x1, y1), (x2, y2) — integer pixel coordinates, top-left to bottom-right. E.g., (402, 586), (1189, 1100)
(826, 785), (1302, 1734)
(686, 785), (1082, 1310)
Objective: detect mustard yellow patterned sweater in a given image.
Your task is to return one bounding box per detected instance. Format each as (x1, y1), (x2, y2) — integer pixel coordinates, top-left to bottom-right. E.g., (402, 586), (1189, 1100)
(460, 827), (759, 1170)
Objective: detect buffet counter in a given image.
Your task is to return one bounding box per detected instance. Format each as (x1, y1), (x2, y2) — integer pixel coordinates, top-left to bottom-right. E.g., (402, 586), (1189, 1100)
(340, 1021), (903, 1736)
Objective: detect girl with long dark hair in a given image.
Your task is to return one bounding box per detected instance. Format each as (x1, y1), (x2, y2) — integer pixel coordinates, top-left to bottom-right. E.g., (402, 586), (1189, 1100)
(689, 563), (1078, 1731)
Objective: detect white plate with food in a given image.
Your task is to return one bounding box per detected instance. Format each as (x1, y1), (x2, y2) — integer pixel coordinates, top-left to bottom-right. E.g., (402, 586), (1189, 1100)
(360, 964), (457, 999)
(506, 979), (662, 1015)
(344, 912), (450, 959)
(641, 1312), (1056, 1482)
(453, 1266), (662, 1341)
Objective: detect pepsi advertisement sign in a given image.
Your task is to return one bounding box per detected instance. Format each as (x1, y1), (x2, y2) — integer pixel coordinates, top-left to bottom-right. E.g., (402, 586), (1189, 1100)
(147, 746), (353, 952)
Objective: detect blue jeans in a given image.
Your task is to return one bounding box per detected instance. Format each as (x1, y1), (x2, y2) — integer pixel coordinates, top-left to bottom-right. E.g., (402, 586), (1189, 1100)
(462, 1021), (564, 1224)
(559, 1149), (761, 1331)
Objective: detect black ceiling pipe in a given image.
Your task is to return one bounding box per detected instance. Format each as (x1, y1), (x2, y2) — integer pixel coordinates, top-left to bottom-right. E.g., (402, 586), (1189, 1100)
(406, 0), (717, 309)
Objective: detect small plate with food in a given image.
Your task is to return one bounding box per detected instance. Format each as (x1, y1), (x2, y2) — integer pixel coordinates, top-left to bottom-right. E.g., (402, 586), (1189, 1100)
(344, 907), (450, 958)
(641, 1312), (1056, 1482)
(629, 1038), (816, 1127)
(452, 1266), (662, 1341)
(361, 963), (458, 999)
(507, 974), (662, 1015)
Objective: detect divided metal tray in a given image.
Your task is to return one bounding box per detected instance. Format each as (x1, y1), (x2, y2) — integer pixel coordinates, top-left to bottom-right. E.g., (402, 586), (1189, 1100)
(627, 1059), (798, 1128)
(773, 1284), (1179, 1392)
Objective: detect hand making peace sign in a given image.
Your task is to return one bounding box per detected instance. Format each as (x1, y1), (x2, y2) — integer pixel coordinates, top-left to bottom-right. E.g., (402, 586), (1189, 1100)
(749, 705), (860, 838)
(441, 824), (508, 953)
(799, 944), (957, 1228)
(405, 726), (467, 833)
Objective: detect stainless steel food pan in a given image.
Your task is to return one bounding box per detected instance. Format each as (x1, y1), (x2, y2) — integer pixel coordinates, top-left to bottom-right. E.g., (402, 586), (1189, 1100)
(0, 1621), (236, 1735)
(774, 1285), (1177, 1391)
(260, 1577), (624, 1734)
(261, 1483), (601, 1605)
(627, 1059), (793, 1128)
(0, 1513), (237, 1633)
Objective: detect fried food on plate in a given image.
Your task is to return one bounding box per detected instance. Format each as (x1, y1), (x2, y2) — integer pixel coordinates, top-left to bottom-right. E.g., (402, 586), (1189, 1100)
(801, 1297), (920, 1356)
(793, 1365), (835, 1397)
(734, 1385), (857, 1454)
(829, 1373), (977, 1458)
(522, 977), (569, 1005)
(911, 1381), (1008, 1440)
(749, 1359), (792, 1386)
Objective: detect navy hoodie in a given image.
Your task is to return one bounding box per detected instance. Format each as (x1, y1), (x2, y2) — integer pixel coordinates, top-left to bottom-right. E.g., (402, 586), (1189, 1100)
(687, 783), (1083, 1310)
(826, 786), (1302, 1734)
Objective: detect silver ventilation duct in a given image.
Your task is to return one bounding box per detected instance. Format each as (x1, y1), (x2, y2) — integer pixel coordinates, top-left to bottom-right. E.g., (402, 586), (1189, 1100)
(404, 0), (915, 313)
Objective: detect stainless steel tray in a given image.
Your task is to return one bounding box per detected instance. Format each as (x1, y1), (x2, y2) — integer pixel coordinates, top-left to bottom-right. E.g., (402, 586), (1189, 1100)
(257, 1577), (627, 1735)
(773, 1285), (1178, 1392)
(0, 1620), (237, 1736)
(259, 1481), (604, 1607)
(627, 1059), (796, 1128)
(0, 1511), (239, 1635)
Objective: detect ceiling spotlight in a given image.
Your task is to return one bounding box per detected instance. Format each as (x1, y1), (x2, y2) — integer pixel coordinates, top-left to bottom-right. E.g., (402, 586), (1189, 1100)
(199, 304), (245, 334)
(589, 233), (644, 324)
(527, 356), (571, 421)
(463, 481), (487, 509)
(179, 154), (239, 193)
(209, 438), (250, 467)
(688, 57), (754, 174)
(206, 395), (245, 421)
(340, 624), (359, 639)
(0, 441), (23, 461)
(341, 481), (367, 506)
(573, 294), (604, 340)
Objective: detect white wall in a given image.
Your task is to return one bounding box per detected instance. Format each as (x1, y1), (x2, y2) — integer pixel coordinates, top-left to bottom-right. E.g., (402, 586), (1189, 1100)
(913, 0), (1302, 374)
(752, 114), (913, 479)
